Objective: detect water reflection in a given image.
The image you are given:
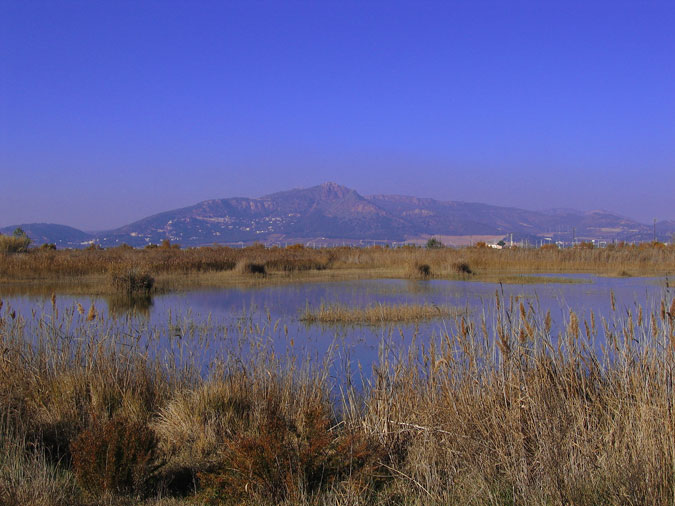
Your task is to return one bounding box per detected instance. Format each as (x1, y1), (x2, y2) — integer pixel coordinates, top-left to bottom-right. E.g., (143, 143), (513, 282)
(105, 294), (154, 318)
(1, 275), (672, 375)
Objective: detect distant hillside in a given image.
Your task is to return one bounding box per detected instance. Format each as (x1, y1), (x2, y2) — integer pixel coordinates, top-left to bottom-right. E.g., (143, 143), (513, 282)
(0, 223), (93, 248)
(3, 183), (674, 248)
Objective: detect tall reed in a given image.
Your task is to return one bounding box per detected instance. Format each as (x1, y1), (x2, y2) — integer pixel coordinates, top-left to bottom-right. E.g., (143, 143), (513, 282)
(0, 290), (674, 504)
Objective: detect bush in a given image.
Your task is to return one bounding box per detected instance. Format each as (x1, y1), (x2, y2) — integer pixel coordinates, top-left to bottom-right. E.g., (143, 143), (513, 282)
(409, 262), (431, 279)
(426, 237), (443, 249)
(235, 260), (266, 276)
(453, 261), (473, 275)
(70, 415), (159, 497)
(0, 232), (31, 253)
(198, 399), (388, 503)
(110, 269), (155, 296)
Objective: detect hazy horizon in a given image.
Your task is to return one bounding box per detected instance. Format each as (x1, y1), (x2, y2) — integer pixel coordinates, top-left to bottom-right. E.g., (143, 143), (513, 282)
(2, 1), (674, 230)
(0, 180), (668, 233)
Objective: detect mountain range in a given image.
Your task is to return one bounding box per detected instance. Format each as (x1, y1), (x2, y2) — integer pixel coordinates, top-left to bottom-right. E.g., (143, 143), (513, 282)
(2, 182), (673, 248)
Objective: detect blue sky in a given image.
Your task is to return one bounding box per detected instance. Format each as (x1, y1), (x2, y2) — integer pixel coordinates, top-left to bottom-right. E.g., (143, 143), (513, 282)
(1, 1), (674, 230)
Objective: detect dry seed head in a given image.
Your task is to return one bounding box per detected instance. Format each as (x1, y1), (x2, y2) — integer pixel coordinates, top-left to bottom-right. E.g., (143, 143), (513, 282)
(670, 299), (675, 322)
(497, 331), (511, 357)
(51, 292), (56, 309)
(610, 291), (616, 312)
(544, 310), (552, 334)
(568, 310), (579, 340)
(77, 303), (85, 315)
(519, 301), (526, 322)
(652, 313), (659, 339)
(87, 304), (97, 321)
(519, 327), (527, 343)
(661, 300), (667, 321)
(0, 299), (3, 312)
(638, 306), (643, 327)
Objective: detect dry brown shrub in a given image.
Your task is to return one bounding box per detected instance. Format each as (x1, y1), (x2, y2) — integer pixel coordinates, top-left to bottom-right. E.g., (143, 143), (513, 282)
(110, 268), (155, 296)
(197, 397), (388, 504)
(234, 259), (266, 276)
(70, 415), (159, 498)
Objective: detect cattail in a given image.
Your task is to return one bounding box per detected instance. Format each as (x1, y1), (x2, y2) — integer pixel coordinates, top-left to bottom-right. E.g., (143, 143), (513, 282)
(519, 301), (526, 322)
(651, 313), (659, 339)
(670, 299), (675, 322)
(591, 310), (596, 336)
(638, 305), (643, 326)
(0, 299), (3, 312)
(544, 310), (551, 334)
(519, 327), (527, 343)
(610, 291), (616, 312)
(87, 304), (97, 321)
(568, 310), (579, 341)
(51, 292), (56, 309)
(497, 326), (510, 356)
(661, 300), (667, 321)
(495, 289), (501, 311)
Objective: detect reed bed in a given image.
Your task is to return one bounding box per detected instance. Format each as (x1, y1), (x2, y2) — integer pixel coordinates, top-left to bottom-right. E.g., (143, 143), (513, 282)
(1, 291), (674, 504)
(0, 243), (673, 292)
(300, 302), (459, 325)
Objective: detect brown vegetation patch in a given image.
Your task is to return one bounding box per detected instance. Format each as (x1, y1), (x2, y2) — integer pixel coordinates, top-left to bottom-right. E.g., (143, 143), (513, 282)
(301, 303), (458, 324)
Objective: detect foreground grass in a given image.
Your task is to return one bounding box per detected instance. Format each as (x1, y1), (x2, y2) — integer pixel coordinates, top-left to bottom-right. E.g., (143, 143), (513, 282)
(0, 242), (673, 296)
(1, 292), (675, 504)
(300, 302), (460, 325)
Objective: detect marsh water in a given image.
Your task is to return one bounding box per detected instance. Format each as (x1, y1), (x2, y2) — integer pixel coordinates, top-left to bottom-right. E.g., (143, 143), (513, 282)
(1, 274), (671, 376)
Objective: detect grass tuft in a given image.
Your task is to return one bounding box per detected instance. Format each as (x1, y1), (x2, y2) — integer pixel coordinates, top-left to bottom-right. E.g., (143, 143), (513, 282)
(301, 302), (458, 324)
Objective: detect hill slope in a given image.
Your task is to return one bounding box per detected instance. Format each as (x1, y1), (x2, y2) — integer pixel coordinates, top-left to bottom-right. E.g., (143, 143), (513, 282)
(4, 183), (673, 248)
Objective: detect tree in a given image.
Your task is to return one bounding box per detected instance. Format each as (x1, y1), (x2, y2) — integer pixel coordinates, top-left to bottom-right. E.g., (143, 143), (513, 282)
(426, 237), (443, 249)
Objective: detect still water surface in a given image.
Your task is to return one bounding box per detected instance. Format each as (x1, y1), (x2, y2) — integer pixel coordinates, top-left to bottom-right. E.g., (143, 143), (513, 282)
(2, 275), (671, 375)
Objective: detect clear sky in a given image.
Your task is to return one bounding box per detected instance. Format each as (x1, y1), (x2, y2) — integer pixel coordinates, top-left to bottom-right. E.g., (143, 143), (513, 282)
(1, 1), (674, 230)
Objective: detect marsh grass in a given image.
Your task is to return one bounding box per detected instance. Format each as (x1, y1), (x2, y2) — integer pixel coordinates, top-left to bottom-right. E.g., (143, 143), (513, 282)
(300, 303), (459, 325)
(480, 274), (592, 284)
(0, 234), (31, 254)
(1, 243), (673, 295)
(1, 290), (675, 504)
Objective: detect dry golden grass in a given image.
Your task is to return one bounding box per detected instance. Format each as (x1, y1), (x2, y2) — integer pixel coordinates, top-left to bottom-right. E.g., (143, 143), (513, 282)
(0, 242), (673, 296)
(1, 290), (675, 504)
(300, 302), (459, 324)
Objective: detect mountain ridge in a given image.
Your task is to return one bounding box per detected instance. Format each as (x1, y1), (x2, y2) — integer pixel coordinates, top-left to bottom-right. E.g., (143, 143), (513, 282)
(2, 183), (673, 248)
